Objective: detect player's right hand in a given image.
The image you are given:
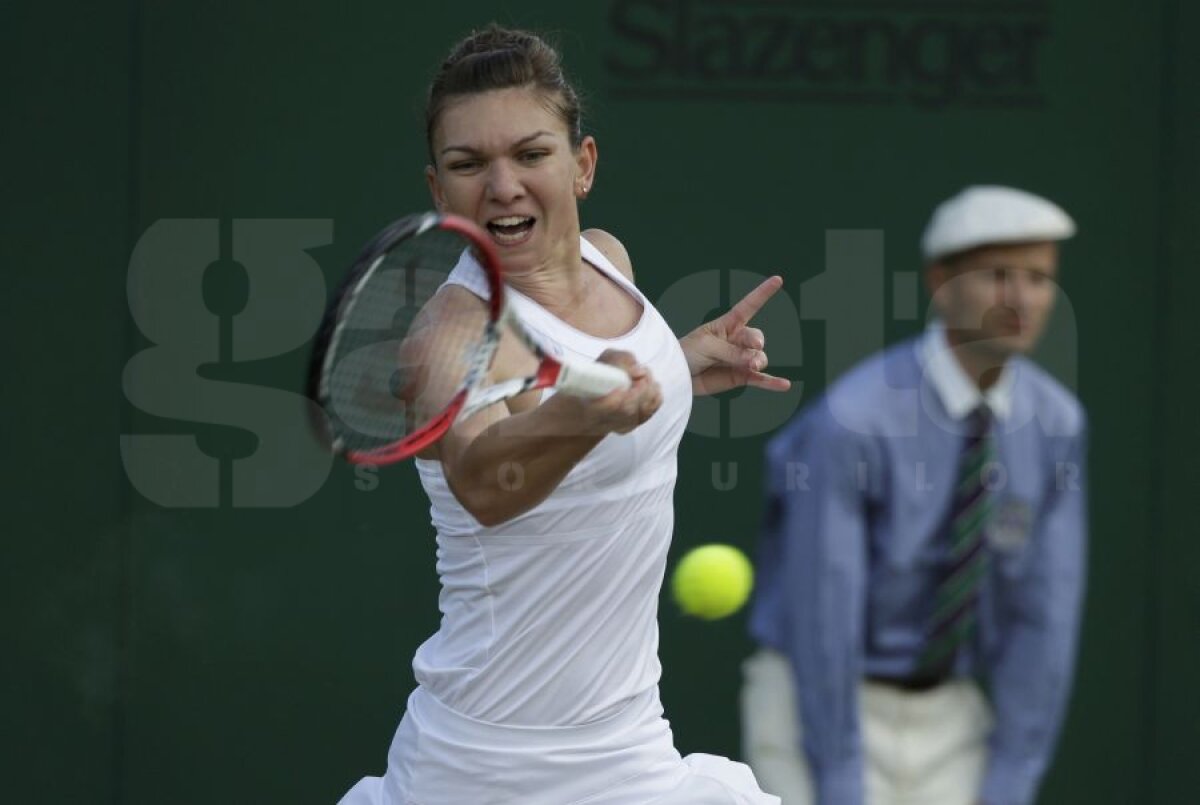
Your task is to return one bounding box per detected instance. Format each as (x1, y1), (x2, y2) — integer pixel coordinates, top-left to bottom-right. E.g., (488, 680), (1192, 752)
(578, 349), (662, 435)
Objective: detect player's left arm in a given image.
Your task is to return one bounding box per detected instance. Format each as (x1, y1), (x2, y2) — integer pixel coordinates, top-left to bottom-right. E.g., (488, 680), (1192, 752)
(980, 423), (1089, 805)
(583, 228), (790, 397)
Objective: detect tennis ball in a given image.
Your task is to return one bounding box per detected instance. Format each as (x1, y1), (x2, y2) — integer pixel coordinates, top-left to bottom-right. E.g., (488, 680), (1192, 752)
(671, 544), (754, 620)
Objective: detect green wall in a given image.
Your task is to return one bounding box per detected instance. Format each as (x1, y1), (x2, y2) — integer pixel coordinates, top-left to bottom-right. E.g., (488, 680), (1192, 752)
(3, 2), (133, 802)
(1149, 0), (1200, 798)
(5, 1), (1197, 802)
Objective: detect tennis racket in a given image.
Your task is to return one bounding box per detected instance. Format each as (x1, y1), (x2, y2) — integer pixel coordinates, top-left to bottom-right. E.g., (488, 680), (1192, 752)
(306, 212), (632, 465)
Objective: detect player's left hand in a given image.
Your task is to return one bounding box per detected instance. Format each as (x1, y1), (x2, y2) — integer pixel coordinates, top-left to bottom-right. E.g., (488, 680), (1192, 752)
(679, 275), (792, 397)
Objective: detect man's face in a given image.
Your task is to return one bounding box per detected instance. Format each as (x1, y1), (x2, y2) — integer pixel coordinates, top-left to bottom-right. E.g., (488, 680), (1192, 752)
(926, 241), (1060, 360)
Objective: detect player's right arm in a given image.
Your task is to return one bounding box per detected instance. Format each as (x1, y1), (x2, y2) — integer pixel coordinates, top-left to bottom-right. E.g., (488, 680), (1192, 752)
(421, 285), (662, 526)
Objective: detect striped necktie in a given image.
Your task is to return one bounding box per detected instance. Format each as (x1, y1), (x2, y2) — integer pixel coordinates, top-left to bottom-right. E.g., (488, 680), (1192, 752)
(917, 405), (994, 677)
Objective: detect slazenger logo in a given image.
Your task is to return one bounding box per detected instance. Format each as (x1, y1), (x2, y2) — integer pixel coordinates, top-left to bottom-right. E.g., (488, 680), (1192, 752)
(605, 0), (1050, 108)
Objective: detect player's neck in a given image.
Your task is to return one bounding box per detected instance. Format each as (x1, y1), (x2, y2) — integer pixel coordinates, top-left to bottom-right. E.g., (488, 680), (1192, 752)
(508, 249), (591, 313)
(512, 255), (642, 338)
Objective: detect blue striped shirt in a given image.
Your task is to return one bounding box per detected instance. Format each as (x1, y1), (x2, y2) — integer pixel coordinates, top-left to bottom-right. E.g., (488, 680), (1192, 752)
(749, 325), (1088, 805)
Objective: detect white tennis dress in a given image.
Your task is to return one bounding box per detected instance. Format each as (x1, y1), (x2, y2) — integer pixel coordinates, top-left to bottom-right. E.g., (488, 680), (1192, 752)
(338, 238), (778, 805)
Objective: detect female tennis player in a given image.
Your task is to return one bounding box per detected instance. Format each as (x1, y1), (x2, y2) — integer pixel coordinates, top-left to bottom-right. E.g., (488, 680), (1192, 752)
(338, 24), (788, 805)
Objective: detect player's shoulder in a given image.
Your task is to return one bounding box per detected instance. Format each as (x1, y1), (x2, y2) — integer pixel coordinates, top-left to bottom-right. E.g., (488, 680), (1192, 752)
(582, 228), (634, 281)
(1011, 356), (1088, 437)
(434, 279), (490, 312)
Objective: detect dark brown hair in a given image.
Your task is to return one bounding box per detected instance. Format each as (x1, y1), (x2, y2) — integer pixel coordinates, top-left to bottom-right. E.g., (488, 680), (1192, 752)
(425, 24), (583, 162)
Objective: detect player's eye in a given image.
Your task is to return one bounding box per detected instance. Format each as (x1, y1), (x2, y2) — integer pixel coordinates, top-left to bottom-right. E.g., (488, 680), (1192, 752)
(447, 158), (482, 173)
(518, 149), (549, 164)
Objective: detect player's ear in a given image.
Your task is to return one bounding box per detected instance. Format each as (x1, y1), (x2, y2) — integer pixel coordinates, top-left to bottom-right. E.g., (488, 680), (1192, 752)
(425, 165), (447, 211)
(574, 136), (597, 199)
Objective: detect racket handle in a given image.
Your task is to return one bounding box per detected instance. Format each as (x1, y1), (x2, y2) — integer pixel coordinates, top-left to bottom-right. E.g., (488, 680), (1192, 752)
(556, 359), (633, 398)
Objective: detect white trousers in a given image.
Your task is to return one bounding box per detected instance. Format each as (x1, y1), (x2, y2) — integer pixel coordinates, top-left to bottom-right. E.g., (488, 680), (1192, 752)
(340, 685), (780, 805)
(740, 649), (991, 805)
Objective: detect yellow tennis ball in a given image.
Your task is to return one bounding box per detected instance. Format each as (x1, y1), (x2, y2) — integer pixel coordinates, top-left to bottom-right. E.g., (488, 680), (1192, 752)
(671, 544), (754, 620)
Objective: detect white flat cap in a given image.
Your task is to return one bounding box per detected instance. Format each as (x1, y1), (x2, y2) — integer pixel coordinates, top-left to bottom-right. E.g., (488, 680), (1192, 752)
(921, 185), (1076, 261)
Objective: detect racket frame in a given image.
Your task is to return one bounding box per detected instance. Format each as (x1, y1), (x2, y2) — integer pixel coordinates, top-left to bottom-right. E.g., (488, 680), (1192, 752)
(309, 212), (628, 466)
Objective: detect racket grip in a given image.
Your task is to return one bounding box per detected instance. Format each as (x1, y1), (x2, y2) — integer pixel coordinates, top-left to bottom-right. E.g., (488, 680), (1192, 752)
(556, 359), (633, 398)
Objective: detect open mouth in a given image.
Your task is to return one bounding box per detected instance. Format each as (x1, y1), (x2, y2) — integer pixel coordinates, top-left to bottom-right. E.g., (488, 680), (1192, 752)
(486, 215), (535, 245)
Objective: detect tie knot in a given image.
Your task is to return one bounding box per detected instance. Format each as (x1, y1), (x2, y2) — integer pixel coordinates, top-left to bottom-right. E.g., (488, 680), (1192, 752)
(968, 405), (992, 436)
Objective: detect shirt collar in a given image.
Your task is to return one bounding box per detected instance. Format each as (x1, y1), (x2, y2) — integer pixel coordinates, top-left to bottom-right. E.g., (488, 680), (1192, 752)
(919, 321), (1015, 421)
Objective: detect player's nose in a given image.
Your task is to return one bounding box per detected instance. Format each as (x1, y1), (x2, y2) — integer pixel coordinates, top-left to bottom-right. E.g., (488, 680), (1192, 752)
(485, 161), (524, 203)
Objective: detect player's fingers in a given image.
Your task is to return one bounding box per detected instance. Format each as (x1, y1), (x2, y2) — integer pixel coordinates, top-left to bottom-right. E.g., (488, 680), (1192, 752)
(747, 371), (792, 392)
(702, 337), (745, 367)
(605, 378), (658, 431)
(596, 349), (647, 379)
(638, 380), (662, 420)
(715, 345), (766, 373)
(703, 333), (768, 372)
(734, 327), (765, 350)
(747, 349), (767, 371)
(724, 276), (783, 328)
(612, 391), (643, 432)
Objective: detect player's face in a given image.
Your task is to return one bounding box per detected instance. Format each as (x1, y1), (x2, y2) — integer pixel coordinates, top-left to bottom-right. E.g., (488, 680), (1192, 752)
(426, 86), (596, 275)
(927, 241), (1060, 359)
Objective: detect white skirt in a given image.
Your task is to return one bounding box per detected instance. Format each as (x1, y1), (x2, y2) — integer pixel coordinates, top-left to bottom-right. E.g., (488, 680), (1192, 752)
(339, 685), (778, 805)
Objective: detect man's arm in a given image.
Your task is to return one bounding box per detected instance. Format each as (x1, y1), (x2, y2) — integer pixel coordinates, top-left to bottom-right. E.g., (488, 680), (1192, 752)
(980, 425), (1089, 805)
(773, 409), (871, 805)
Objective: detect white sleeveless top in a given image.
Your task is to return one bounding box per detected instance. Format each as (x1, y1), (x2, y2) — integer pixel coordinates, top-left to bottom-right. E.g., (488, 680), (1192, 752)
(411, 237), (693, 726)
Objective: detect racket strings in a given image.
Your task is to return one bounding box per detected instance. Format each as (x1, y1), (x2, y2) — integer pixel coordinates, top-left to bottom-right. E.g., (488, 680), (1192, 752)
(323, 228), (486, 453)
